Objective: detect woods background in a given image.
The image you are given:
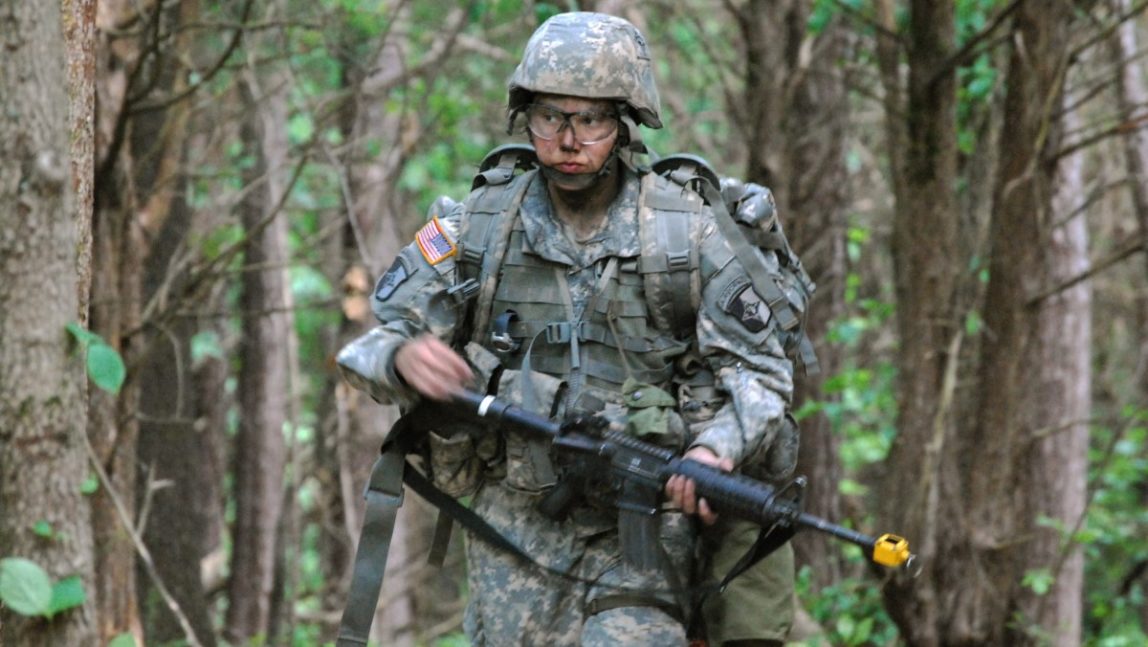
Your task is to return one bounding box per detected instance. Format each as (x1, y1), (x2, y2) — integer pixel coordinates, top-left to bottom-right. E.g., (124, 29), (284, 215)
(2, 0), (1147, 646)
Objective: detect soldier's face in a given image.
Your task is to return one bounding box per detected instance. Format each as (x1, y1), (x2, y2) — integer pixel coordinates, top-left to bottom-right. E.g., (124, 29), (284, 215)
(531, 94), (619, 189)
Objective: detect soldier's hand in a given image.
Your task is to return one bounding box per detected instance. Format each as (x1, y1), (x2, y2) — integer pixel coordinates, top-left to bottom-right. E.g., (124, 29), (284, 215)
(393, 334), (474, 401)
(665, 446), (733, 526)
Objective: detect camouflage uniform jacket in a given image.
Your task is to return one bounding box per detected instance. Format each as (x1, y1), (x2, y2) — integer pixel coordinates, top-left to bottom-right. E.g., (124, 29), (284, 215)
(338, 165), (794, 468)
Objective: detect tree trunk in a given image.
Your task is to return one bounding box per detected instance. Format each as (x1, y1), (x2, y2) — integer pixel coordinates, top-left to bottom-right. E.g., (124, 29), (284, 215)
(319, 4), (471, 643)
(90, 0), (155, 638)
(311, 37), (406, 641)
(728, 0), (851, 587)
(964, 2), (1088, 644)
(874, 2), (962, 642)
(65, 0), (96, 322)
(0, 2), (97, 644)
(224, 67), (293, 644)
(136, 174), (218, 645)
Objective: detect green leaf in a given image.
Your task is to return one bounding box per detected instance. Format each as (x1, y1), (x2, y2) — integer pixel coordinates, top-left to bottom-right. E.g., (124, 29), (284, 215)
(191, 331), (224, 366)
(0, 557), (53, 616)
(288, 112), (315, 144)
(835, 614), (856, 641)
(965, 310), (983, 335)
(65, 321), (100, 346)
(838, 478), (869, 496)
(80, 474), (99, 495)
(46, 575), (86, 617)
(1022, 568), (1054, 596)
(33, 520), (54, 538)
(108, 633), (137, 647)
(87, 343), (126, 394)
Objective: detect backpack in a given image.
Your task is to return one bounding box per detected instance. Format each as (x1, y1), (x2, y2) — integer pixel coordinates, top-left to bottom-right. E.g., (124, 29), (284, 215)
(455, 144), (819, 374)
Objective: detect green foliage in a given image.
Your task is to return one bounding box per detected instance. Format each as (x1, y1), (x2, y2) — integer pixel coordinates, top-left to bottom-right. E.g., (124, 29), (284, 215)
(80, 473), (100, 495)
(33, 520), (54, 539)
(0, 557), (86, 619)
(432, 633), (471, 647)
(66, 322), (126, 394)
(108, 634), (137, 647)
(47, 576), (87, 617)
(793, 564), (900, 647)
(1022, 568), (1054, 596)
(1082, 408), (1148, 643)
(0, 557), (52, 616)
(191, 330), (225, 367)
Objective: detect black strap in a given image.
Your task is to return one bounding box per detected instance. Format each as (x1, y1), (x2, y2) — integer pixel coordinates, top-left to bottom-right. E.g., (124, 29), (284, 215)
(336, 452), (535, 646)
(685, 524), (797, 641)
(336, 449), (406, 647)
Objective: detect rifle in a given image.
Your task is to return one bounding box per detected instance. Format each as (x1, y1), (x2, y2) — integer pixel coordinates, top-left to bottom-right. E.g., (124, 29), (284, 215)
(451, 389), (917, 572)
(336, 389), (917, 646)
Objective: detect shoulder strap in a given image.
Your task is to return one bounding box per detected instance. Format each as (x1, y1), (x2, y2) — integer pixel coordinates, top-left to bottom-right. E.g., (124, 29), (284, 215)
(456, 145), (538, 341)
(637, 171), (703, 338)
(646, 155), (819, 373)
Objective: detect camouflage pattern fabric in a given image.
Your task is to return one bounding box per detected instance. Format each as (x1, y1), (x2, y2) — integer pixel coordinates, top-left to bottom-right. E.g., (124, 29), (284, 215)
(463, 483), (693, 646)
(508, 12), (662, 128)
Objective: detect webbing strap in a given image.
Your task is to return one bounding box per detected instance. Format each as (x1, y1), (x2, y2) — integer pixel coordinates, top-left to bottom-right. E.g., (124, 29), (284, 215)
(336, 449), (406, 647)
(336, 450), (535, 646)
(697, 181), (801, 333)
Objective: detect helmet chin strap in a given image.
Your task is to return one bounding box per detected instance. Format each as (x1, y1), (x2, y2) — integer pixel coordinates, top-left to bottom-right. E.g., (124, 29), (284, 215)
(539, 146), (619, 192)
(616, 113), (651, 175)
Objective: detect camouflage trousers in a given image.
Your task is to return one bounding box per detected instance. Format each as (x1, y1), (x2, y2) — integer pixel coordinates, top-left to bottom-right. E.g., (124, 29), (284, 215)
(462, 482), (695, 646)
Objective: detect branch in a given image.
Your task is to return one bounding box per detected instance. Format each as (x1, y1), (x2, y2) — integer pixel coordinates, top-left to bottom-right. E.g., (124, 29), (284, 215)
(83, 434), (203, 647)
(130, 0), (256, 114)
(1068, 0), (1148, 63)
(1053, 110), (1148, 161)
(360, 3), (474, 96)
(1026, 234), (1144, 307)
(832, 0), (905, 46)
(933, 0), (1023, 81)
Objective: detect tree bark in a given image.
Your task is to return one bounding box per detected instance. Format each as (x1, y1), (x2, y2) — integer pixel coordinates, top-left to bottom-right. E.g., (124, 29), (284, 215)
(223, 65), (293, 645)
(89, 0), (158, 639)
(0, 2), (97, 644)
(728, 0), (851, 588)
(136, 163), (219, 646)
(873, 2), (962, 642)
(964, 2), (1088, 644)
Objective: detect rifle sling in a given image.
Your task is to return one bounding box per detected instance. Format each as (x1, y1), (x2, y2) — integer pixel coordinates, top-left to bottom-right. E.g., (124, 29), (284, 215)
(336, 446), (536, 646)
(336, 404), (783, 644)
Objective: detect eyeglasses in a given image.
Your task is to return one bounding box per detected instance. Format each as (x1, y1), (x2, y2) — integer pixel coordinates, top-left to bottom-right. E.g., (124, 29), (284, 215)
(524, 104), (619, 145)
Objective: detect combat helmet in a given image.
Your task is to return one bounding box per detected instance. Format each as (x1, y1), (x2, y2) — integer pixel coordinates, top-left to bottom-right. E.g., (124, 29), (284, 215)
(508, 12), (662, 131)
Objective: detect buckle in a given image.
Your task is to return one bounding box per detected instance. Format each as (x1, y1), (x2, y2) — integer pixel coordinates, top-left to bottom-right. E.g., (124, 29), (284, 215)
(491, 330), (518, 354)
(490, 310), (521, 354)
(447, 278), (480, 304)
(545, 322), (572, 344)
(666, 251), (690, 271)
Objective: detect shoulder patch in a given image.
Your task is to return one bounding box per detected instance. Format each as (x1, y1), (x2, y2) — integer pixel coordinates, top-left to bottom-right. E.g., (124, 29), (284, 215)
(374, 257), (410, 301)
(722, 280), (772, 333)
(415, 217), (457, 265)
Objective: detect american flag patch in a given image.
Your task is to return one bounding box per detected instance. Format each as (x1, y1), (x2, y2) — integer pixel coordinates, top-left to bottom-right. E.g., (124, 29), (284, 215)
(415, 217), (456, 265)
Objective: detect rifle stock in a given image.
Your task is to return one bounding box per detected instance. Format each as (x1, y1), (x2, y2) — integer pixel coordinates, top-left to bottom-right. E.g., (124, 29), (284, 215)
(451, 390), (917, 571)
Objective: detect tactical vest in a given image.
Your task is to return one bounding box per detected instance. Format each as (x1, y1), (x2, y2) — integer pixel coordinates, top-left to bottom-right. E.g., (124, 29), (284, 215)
(452, 144), (817, 406)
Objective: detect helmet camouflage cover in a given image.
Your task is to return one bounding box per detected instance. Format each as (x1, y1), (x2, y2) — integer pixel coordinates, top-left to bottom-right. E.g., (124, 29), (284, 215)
(508, 12), (662, 129)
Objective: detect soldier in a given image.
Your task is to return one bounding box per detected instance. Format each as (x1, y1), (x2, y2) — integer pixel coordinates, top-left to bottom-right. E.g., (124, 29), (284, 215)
(338, 11), (803, 647)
